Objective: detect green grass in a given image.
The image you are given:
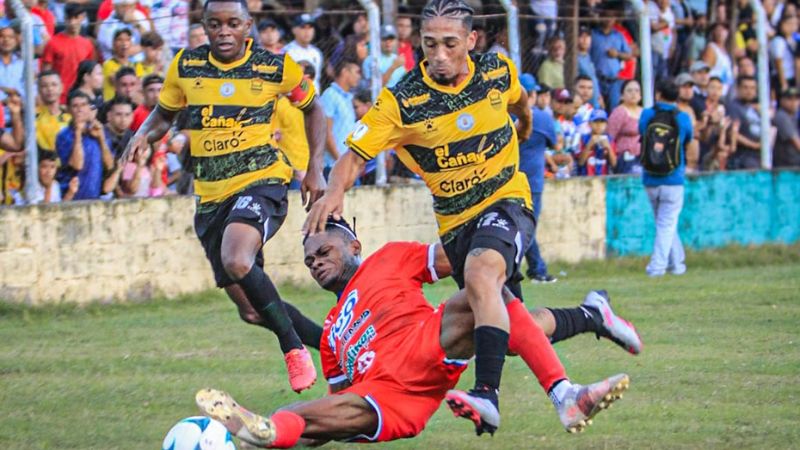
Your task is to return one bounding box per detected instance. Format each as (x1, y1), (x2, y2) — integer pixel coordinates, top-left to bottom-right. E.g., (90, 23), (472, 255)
(1, 245), (799, 449)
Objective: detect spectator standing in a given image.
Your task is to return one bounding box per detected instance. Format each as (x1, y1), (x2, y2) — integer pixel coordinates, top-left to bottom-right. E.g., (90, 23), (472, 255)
(120, 144), (167, 197)
(577, 26), (601, 109)
(670, 0), (695, 73)
(537, 36), (565, 89)
(111, 66), (143, 108)
(770, 14), (799, 95)
(573, 75), (596, 135)
(40, 3), (96, 105)
(591, 18), (632, 109)
(607, 79), (643, 174)
(149, 0), (189, 54)
(702, 23), (734, 94)
(363, 25), (407, 89)
(284, 14), (323, 91)
(138, 32), (165, 77)
(614, 21), (637, 84)
(396, 15), (416, 71)
(188, 23), (209, 50)
(102, 28), (138, 100)
(131, 74), (163, 131)
(56, 91), (115, 201)
(688, 60), (711, 118)
(536, 83), (553, 116)
(103, 95), (134, 156)
(71, 61), (105, 112)
(518, 74), (557, 283)
(676, 73), (700, 171)
(639, 79), (692, 277)
(257, 19), (284, 54)
(553, 88), (581, 169)
(726, 75), (761, 169)
(0, 19), (25, 102)
(320, 60), (361, 177)
(36, 71), (71, 153)
(772, 87), (800, 167)
(578, 109), (617, 176)
(530, 0), (558, 52)
(97, 0), (152, 61)
(488, 27), (510, 57)
(648, 0), (675, 81)
(697, 75), (727, 164)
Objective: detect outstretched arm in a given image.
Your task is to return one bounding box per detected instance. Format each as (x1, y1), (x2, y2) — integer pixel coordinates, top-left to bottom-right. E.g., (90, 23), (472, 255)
(303, 151), (367, 234)
(119, 105), (177, 163)
(301, 99), (327, 210)
(508, 89), (532, 141)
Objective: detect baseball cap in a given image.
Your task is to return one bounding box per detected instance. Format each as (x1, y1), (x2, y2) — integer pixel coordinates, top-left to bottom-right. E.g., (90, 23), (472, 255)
(519, 73), (540, 93)
(553, 88), (573, 102)
(380, 24), (397, 39)
(781, 86), (800, 98)
(590, 109), (608, 122)
(675, 73), (695, 86)
(689, 60), (710, 73)
(293, 13), (315, 27)
(0, 18), (11, 30)
(257, 18), (278, 31)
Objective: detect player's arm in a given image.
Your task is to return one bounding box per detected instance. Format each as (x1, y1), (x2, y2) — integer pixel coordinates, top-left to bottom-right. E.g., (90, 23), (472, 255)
(329, 378), (352, 394)
(300, 98), (327, 210)
(500, 53), (532, 141)
(432, 243), (453, 280)
(306, 150), (367, 229)
(0, 94), (23, 152)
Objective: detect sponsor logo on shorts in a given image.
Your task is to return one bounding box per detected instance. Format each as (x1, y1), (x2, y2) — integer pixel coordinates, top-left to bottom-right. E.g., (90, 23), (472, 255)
(477, 212), (509, 231)
(345, 325), (377, 379)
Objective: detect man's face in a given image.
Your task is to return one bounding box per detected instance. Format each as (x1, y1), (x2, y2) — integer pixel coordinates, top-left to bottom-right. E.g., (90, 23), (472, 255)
(66, 13), (85, 34)
(550, 40), (565, 60)
(0, 28), (18, 54)
(353, 98), (371, 119)
(692, 69), (710, 88)
(558, 98), (575, 117)
(113, 32), (132, 58)
(144, 45), (162, 63)
(738, 58), (755, 77)
(421, 16), (476, 85)
(38, 74), (63, 105)
(293, 24), (315, 45)
(575, 79), (593, 103)
(343, 64), (361, 90)
(107, 103), (133, 132)
(189, 27), (209, 49)
(303, 232), (360, 291)
(116, 74), (140, 99)
(536, 91), (550, 109)
(578, 33), (591, 52)
(353, 14), (368, 35)
(143, 81), (162, 108)
(203, 2), (252, 62)
(381, 37), (397, 54)
(396, 17), (412, 40)
(69, 97), (91, 123)
(781, 96), (800, 114)
(679, 83), (694, 102)
(38, 159), (57, 186)
(259, 26), (280, 47)
(738, 79), (757, 103)
(707, 79), (723, 101)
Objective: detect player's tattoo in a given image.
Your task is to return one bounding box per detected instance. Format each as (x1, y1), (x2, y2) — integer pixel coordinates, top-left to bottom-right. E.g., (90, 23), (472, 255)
(468, 248), (490, 257)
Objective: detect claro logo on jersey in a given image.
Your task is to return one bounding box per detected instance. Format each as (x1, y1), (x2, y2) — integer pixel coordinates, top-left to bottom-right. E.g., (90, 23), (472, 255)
(440, 168), (488, 194)
(328, 290), (359, 354)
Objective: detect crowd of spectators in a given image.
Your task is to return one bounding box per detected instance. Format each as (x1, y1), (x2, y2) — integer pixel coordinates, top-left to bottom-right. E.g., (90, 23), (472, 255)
(0, 0), (799, 206)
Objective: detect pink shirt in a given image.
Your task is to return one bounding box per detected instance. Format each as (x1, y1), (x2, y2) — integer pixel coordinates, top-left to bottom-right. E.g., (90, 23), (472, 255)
(607, 106), (642, 156)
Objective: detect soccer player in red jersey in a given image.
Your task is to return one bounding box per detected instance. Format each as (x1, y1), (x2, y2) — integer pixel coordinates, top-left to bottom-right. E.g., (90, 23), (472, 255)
(196, 218), (641, 448)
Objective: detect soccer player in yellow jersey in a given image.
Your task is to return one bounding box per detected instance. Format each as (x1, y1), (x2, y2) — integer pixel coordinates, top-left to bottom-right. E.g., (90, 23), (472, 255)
(305, 0), (578, 434)
(122, 0), (327, 393)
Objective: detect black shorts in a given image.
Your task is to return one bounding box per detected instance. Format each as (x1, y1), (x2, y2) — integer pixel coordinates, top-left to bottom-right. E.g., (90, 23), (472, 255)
(194, 184), (288, 288)
(442, 200), (536, 289)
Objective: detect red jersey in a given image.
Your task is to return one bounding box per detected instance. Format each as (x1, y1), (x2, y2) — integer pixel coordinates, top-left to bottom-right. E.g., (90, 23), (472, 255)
(320, 242), (439, 386)
(615, 24), (636, 81)
(398, 40), (415, 72)
(41, 33), (96, 104)
(130, 103), (152, 132)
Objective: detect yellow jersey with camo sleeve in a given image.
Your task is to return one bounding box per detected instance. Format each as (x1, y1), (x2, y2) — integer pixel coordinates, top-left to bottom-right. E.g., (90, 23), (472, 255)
(159, 39), (315, 204)
(346, 53), (531, 239)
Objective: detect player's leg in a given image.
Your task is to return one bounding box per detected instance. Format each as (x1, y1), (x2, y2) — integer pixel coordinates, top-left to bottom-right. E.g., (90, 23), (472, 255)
(225, 284), (323, 350)
(196, 388), (377, 448)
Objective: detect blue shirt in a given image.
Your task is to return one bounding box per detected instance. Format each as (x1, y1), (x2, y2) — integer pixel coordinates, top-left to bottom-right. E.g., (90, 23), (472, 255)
(0, 53), (25, 101)
(363, 53), (406, 88)
(639, 102), (693, 186)
(519, 107), (556, 193)
(56, 125), (112, 200)
(320, 82), (356, 168)
(590, 29), (630, 80)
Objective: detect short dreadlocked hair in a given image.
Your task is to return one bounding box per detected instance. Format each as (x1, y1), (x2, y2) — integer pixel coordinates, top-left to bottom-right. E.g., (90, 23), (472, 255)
(421, 0), (474, 30)
(302, 216), (358, 245)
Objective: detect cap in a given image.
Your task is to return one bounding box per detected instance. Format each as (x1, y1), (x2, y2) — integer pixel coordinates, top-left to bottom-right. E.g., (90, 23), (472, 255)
(380, 24), (397, 39)
(590, 109), (608, 122)
(689, 60), (710, 73)
(257, 18), (278, 31)
(519, 73), (540, 93)
(293, 13), (315, 27)
(675, 73), (695, 86)
(553, 88), (573, 102)
(781, 86), (800, 98)
(0, 17), (11, 30)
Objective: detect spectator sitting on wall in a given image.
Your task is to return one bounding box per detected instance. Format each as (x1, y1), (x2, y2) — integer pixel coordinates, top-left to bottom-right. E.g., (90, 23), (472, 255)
(363, 25), (407, 89)
(188, 23), (209, 50)
(578, 109), (617, 176)
(70, 61), (105, 112)
(40, 3), (96, 105)
(591, 17), (632, 110)
(320, 59), (361, 178)
(725, 75), (762, 169)
(138, 32), (165, 77)
(36, 71), (71, 154)
(97, 0), (152, 61)
(773, 87), (800, 168)
(27, 150), (79, 204)
(537, 35), (565, 89)
(675, 73), (701, 172)
(131, 74), (163, 132)
(0, 19), (25, 104)
(284, 13), (323, 91)
(56, 91), (116, 201)
(258, 19), (284, 54)
(577, 25), (601, 109)
(607, 79), (643, 174)
(102, 28), (139, 101)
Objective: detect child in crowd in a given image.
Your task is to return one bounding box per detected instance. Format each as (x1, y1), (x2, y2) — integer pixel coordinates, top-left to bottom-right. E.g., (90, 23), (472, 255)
(28, 150), (78, 204)
(102, 28), (137, 100)
(138, 32), (166, 77)
(578, 109), (617, 176)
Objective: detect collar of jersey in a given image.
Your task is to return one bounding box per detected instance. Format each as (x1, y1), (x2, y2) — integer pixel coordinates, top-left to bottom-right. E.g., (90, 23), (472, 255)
(208, 38), (254, 70)
(420, 55), (475, 94)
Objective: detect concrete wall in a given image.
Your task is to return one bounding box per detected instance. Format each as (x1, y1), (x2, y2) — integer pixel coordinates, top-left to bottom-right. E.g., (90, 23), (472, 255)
(0, 180), (605, 305)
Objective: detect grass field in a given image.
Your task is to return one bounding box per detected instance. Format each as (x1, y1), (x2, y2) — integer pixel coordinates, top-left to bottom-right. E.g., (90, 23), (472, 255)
(1, 245), (799, 449)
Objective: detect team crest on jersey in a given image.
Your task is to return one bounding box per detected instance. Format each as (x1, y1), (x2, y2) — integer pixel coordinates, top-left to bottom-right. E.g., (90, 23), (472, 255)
(351, 122), (369, 141)
(488, 89), (503, 110)
(456, 113), (475, 131)
(220, 82), (235, 97)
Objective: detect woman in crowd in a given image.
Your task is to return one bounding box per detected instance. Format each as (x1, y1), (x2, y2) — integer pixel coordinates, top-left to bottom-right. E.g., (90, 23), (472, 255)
(70, 60), (104, 111)
(770, 13), (799, 95)
(606, 79), (643, 174)
(702, 22), (735, 95)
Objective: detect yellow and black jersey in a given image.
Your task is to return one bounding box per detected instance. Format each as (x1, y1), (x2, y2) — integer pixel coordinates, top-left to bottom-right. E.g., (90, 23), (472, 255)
(346, 52), (531, 240)
(159, 39), (315, 204)
(273, 96), (309, 171)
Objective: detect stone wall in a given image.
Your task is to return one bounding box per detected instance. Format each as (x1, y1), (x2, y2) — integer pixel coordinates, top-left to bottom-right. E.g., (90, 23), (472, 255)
(0, 180), (605, 305)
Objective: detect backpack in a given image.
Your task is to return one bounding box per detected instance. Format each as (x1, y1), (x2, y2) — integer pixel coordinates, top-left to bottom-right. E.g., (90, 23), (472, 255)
(641, 107), (681, 176)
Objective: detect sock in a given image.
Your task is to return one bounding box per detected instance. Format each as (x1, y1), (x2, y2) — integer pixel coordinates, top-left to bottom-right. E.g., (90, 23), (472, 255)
(507, 299), (568, 392)
(268, 410), (306, 449)
(238, 266), (303, 353)
(473, 326), (509, 391)
(505, 278), (524, 302)
(547, 378), (573, 407)
(547, 306), (599, 343)
(284, 303), (323, 350)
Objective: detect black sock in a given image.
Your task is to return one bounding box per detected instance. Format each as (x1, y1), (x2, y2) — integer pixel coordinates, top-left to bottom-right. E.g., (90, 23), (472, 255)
(284, 302), (323, 350)
(474, 326), (509, 392)
(505, 278), (524, 302)
(238, 266), (303, 353)
(547, 307), (599, 343)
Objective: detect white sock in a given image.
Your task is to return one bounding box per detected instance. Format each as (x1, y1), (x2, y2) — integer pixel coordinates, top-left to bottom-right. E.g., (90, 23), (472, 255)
(548, 379), (573, 407)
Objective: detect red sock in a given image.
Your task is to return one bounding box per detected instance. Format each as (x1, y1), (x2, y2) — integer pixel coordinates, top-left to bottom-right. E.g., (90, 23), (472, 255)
(268, 410), (306, 449)
(507, 298), (568, 392)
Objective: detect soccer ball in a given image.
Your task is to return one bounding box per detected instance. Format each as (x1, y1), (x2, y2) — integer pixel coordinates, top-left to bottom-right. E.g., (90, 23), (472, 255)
(162, 416), (237, 450)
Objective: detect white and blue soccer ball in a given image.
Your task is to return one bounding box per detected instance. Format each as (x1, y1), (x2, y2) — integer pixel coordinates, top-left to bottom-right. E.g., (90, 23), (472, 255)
(162, 416), (237, 450)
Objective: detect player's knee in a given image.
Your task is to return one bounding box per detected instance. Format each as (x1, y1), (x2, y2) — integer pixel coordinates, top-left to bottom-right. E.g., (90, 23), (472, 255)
(463, 260), (505, 293)
(222, 254), (253, 281)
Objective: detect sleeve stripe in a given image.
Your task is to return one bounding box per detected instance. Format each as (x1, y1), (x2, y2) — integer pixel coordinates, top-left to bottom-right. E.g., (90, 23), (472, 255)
(427, 244), (439, 282)
(295, 91), (316, 111)
(327, 374), (349, 384)
(348, 142), (375, 161)
(158, 101), (181, 112)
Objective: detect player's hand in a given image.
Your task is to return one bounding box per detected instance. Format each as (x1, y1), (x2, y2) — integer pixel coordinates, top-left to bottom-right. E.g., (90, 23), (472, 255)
(303, 191), (344, 235)
(300, 167), (327, 212)
(120, 132), (149, 164)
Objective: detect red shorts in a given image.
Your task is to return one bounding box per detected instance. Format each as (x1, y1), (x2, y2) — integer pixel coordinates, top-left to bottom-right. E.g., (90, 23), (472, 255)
(337, 304), (468, 442)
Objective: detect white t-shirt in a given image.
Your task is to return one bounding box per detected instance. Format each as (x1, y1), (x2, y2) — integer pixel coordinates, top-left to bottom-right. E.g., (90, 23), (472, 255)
(26, 183), (62, 205)
(530, 0), (557, 18)
(770, 36), (796, 81)
(283, 41), (324, 92)
(648, 0), (675, 56)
